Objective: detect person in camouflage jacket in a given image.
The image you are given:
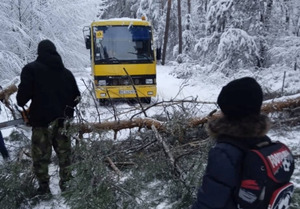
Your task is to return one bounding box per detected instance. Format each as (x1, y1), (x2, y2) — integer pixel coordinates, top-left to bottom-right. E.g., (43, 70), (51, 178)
(17, 40), (81, 195)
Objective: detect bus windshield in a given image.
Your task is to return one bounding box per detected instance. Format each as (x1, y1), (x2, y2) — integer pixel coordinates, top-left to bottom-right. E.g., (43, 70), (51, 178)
(93, 25), (154, 64)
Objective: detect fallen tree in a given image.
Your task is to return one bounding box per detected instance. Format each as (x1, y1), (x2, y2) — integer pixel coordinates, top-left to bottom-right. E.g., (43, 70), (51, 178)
(75, 95), (300, 134)
(75, 117), (166, 134)
(1, 84), (300, 134)
(190, 95), (300, 127)
(0, 84), (19, 118)
(0, 84), (18, 104)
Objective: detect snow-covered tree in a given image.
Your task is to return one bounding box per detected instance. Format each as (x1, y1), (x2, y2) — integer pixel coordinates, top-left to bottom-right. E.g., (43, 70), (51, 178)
(0, 0), (98, 82)
(1, 0), (300, 80)
(215, 28), (259, 72)
(0, 0), (38, 81)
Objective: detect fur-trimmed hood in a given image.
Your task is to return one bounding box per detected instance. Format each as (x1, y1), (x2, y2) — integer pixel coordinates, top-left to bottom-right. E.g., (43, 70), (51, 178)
(207, 114), (271, 138)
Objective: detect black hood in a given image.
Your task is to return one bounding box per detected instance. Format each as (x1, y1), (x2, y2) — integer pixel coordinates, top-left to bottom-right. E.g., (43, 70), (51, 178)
(36, 40), (64, 70)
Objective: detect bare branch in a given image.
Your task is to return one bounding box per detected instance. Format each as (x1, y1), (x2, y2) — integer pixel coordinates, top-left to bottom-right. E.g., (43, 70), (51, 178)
(151, 125), (185, 179)
(75, 117), (165, 134)
(106, 157), (121, 176)
(123, 67), (148, 117)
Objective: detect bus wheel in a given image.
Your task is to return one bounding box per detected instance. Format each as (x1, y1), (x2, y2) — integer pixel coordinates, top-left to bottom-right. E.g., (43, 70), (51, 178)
(99, 99), (106, 106)
(141, 97), (151, 104)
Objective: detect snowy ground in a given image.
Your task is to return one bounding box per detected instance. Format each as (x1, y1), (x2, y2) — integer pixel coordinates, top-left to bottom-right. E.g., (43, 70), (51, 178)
(0, 64), (299, 208)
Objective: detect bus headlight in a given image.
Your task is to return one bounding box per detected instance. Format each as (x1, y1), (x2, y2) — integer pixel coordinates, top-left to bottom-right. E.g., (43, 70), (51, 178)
(123, 79), (130, 85)
(134, 79), (140, 85)
(145, 79), (153, 84)
(98, 80), (107, 86)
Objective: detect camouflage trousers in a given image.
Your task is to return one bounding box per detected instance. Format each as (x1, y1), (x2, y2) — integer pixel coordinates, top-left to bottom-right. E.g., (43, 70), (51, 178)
(31, 121), (72, 190)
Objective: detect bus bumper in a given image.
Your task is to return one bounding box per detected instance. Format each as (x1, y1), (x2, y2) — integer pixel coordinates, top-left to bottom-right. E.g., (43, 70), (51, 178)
(95, 85), (156, 99)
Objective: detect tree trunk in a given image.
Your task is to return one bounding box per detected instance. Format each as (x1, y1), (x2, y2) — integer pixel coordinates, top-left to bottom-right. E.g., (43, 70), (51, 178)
(0, 84), (18, 102)
(75, 95), (300, 134)
(184, 0), (191, 53)
(259, 0), (273, 33)
(177, 0), (182, 54)
(161, 0), (172, 65)
(187, 0), (191, 14)
(187, 0), (191, 31)
(257, 0), (273, 68)
(0, 84), (18, 119)
(204, 0), (208, 12)
(264, 0), (273, 33)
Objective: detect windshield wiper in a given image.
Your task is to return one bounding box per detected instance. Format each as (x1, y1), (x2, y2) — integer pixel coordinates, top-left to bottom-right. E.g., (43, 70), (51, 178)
(128, 52), (153, 61)
(105, 57), (120, 63)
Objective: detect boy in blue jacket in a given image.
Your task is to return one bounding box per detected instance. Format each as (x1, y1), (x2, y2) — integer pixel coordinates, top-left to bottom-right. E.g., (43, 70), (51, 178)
(192, 77), (271, 209)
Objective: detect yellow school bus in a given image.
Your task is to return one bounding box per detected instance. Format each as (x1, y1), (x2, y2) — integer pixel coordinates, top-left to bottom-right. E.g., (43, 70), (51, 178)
(83, 18), (157, 104)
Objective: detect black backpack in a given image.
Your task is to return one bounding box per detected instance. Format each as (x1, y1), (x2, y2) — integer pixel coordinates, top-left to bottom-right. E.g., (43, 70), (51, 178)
(220, 137), (295, 209)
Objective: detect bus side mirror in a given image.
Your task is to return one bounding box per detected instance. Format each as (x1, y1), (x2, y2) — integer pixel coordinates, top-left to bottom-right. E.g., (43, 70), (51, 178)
(85, 36), (91, 49)
(83, 26), (91, 50)
(156, 47), (161, 60)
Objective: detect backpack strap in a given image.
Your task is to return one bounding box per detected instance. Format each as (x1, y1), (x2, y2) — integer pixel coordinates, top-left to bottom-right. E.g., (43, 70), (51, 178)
(217, 135), (272, 152)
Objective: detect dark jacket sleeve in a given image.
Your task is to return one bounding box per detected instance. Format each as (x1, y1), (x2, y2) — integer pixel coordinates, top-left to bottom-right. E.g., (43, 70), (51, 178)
(192, 143), (244, 209)
(63, 69), (81, 118)
(69, 71), (81, 107)
(16, 65), (34, 107)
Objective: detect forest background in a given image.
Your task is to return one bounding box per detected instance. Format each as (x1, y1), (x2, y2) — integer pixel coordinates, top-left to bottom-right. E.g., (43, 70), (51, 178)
(0, 0), (300, 208)
(1, 0), (300, 79)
